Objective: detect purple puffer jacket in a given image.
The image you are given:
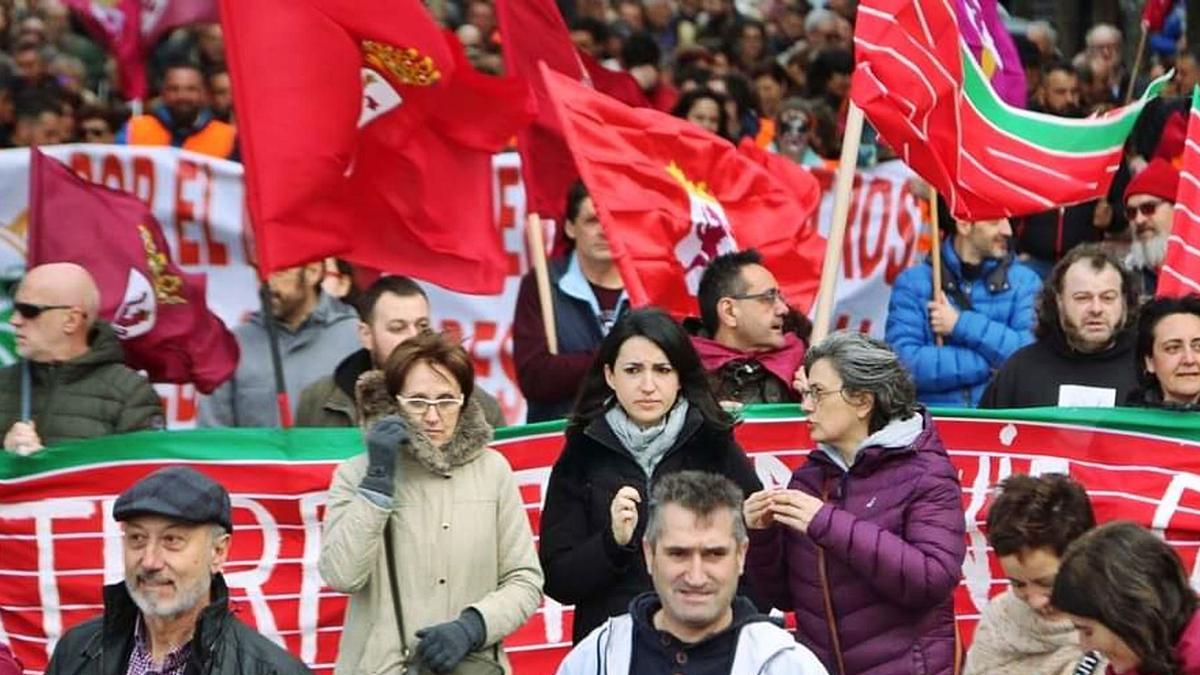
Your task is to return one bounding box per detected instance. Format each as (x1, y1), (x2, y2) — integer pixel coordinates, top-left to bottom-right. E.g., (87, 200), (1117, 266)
(747, 410), (966, 675)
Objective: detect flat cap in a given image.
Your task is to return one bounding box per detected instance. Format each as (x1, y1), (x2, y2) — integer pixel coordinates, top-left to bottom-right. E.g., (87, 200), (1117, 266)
(113, 466), (233, 532)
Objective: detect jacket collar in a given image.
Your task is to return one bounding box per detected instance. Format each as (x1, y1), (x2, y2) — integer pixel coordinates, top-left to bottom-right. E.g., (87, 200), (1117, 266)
(354, 369), (493, 476)
(250, 292), (356, 334)
(333, 349), (373, 398)
(152, 104), (215, 137)
(935, 236), (1014, 293)
(557, 252), (628, 319)
(91, 574), (233, 666)
(31, 322), (124, 379)
(816, 409), (930, 473)
(1045, 321), (1137, 362)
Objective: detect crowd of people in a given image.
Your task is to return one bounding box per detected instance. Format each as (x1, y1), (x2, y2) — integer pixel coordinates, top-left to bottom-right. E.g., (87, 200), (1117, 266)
(3, 0), (1200, 674)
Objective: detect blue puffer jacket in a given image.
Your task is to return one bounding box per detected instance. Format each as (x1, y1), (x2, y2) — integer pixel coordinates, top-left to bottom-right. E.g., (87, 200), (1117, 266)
(885, 238), (1041, 407)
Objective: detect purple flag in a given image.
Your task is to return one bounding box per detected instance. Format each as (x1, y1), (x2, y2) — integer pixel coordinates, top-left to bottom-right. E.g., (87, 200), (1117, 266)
(956, 0), (1026, 108)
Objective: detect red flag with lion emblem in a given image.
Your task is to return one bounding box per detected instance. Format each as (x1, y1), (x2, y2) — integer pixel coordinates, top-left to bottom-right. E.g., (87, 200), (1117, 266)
(219, 0), (534, 293)
(542, 65), (825, 317)
(26, 148), (238, 394)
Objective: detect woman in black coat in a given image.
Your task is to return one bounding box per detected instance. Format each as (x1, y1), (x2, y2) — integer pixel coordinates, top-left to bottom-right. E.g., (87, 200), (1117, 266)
(538, 307), (762, 644)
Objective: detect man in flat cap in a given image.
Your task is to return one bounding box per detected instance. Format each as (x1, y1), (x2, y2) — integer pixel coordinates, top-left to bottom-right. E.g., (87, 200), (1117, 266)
(45, 466), (310, 675)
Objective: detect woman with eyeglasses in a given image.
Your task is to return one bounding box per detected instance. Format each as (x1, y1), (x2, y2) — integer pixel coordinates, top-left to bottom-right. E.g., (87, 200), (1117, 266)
(745, 331), (966, 675)
(539, 307), (762, 644)
(319, 332), (542, 675)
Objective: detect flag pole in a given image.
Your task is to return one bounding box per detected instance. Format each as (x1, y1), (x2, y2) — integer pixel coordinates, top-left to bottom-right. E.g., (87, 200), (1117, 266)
(1126, 24), (1149, 105)
(526, 213), (559, 354)
(258, 281), (293, 428)
(811, 102), (865, 344)
(929, 189), (945, 347)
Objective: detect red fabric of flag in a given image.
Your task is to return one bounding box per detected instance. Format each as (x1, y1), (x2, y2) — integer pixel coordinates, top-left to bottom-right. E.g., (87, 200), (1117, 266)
(1143, 0), (1173, 31)
(1159, 88), (1200, 297)
(543, 65), (824, 318)
(26, 148), (238, 393)
(497, 0), (648, 226)
(220, 0), (533, 293)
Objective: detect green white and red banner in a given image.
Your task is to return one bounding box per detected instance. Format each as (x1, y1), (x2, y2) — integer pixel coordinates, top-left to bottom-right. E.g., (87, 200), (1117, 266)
(3, 408), (1200, 674)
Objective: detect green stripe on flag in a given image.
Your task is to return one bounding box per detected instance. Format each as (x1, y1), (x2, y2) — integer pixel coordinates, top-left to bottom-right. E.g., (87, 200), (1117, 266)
(960, 44), (1170, 154)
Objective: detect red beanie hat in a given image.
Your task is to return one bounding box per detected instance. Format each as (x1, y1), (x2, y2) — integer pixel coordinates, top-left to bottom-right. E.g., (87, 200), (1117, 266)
(1125, 158), (1180, 204)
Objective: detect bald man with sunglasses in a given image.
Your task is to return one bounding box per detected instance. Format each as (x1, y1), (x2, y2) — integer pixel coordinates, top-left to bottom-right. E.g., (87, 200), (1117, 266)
(1, 263), (163, 455)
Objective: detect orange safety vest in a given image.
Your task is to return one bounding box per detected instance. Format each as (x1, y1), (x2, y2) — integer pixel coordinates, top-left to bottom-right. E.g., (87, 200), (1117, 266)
(126, 114), (236, 159)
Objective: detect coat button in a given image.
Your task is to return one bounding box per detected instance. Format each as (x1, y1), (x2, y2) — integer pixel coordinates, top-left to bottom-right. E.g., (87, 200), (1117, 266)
(441, 523), (450, 530)
(438, 578), (446, 585)
(675, 652), (687, 665)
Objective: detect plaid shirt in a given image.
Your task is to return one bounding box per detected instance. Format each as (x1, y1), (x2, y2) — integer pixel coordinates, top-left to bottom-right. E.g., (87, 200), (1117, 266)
(125, 616), (192, 675)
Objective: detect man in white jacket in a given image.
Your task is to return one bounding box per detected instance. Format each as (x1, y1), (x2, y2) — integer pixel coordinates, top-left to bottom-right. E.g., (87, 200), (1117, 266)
(556, 471), (827, 675)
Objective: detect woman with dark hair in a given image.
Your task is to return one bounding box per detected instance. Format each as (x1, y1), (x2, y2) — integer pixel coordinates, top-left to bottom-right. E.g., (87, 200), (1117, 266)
(965, 474), (1103, 674)
(319, 332), (543, 674)
(539, 307), (762, 644)
(670, 86), (730, 140)
(1127, 294), (1200, 409)
(745, 331), (966, 675)
(1051, 521), (1200, 675)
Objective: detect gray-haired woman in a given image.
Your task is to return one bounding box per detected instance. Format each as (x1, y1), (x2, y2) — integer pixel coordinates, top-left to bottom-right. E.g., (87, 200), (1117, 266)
(745, 331), (966, 675)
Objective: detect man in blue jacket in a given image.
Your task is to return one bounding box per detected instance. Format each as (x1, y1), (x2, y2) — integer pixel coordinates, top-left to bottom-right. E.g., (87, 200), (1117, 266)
(886, 210), (1042, 407)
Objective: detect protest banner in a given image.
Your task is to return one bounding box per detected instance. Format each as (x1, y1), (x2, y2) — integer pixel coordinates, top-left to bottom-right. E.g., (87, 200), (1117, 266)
(0, 147), (919, 424)
(2, 407), (1200, 674)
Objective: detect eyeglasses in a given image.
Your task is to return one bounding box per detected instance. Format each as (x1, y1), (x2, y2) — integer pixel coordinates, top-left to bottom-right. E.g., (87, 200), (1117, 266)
(729, 288), (785, 304)
(396, 396), (464, 417)
(797, 387), (844, 403)
(80, 125), (109, 138)
(1125, 200), (1165, 220)
(13, 302), (73, 319)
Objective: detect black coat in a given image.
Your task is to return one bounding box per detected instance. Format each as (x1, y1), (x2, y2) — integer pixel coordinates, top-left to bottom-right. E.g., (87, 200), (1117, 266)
(46, 575), (310, 675)
(980, 328), (1139, 408)
(539, 405), (762, 644)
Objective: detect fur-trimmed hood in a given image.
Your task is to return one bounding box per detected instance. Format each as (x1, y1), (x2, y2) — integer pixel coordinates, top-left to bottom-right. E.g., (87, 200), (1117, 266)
(355, 370), (494, 476)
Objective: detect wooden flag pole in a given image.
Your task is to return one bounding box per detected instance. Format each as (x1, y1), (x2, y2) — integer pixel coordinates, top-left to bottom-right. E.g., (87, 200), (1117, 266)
(930, 189), (945, 347)
(526, 213), (559, 355)
(1126, 24), (1149, 105)
(811, 102), (865, 344)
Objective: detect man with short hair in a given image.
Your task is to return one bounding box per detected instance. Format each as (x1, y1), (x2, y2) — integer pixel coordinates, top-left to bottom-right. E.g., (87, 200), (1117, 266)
(513, 182), (628, 422)
(199, 261), (360, 427)
(689, 250), (808, 405)
(10, 92), (66, 146)
(296, 275), (506, 427)
(887, 210), (1041, 407)
(1126, 294), (1200, 409)
(981, 244), (1141, 407)
(557, 471), (828, 675)
(0, 263), (163, 455)
(1031, 61), (1082, 117)
(44, 466), (311, 675)
(1123, 158), (1179, 296)
(118, 62), (237, 159)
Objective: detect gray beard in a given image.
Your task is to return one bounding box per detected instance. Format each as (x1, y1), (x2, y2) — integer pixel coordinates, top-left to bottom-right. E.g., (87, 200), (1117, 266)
(126, 572), (211, 620)
(1129, 233), (1169, 270)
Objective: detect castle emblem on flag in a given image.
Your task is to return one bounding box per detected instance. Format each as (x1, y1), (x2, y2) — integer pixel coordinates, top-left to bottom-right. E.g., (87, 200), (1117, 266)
(667, 162), (737, 294)
(112, 224), (185, 340)
(361, 41), (441, 87)
(139, 224), (185, 304)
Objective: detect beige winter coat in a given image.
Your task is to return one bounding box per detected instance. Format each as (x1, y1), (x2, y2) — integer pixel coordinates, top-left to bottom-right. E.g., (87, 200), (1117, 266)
(318, 372), (543, 675)
(964, 589), (1105, 675)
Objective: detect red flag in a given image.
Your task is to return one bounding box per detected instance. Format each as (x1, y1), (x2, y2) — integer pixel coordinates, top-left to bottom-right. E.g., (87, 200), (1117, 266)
(1143, 0), (1173, 31)
(496, 0), (648, 227)
(221, 0), (533, 294)
(852, 0), (1165, 220)
(26, 148), (238, 393)
(63, 0), (218, 99)
(542, 64), (824, 317)
(1159, 87), (1200, 297)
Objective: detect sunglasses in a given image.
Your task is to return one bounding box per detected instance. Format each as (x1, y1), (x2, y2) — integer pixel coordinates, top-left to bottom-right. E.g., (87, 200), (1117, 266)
(1125, 199), (1164, 220)
(13, 302), (73, 319)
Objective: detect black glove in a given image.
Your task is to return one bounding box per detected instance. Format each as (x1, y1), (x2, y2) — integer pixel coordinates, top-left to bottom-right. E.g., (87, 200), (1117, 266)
(414, 609), (486, 674)
(359, 415), (409, 497)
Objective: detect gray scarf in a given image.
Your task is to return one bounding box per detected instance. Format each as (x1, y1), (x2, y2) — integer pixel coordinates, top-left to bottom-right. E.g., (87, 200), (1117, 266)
(605, 399), (690, 477)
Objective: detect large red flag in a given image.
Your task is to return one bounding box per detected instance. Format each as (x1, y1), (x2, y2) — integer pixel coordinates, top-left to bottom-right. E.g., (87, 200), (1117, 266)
(1159, 86), (1200, 298)
(1143, 0), (1173, 31)
(496, 0), (648, 227)
(63, 0), (218, 99)
(26, 148), (238, 393)
(542, 65), (824, 318)
(220, 0), (534, 293)
(852, 0), (1166, 220)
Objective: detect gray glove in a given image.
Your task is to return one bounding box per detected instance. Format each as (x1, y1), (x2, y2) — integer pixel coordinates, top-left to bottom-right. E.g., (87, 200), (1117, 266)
(414, 609), (486, 674)
(360, 415), (409, 497)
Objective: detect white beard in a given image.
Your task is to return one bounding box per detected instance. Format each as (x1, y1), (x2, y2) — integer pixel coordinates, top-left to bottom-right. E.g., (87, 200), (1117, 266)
(1129, 232), (1169, 270)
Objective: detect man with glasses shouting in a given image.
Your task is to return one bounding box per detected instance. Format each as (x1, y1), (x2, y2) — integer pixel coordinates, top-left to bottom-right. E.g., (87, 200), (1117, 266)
(0, 263), (163, 455)
(1123, 158), (1179, 297)
(688, 250), (811, 407)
